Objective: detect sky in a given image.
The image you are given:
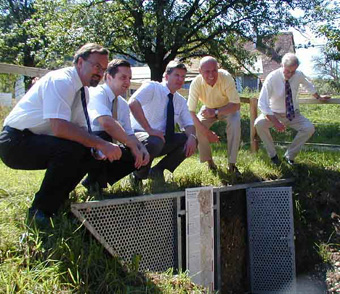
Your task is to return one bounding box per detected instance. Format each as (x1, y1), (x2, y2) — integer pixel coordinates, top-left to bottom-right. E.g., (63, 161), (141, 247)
(289, 27), (326, 78)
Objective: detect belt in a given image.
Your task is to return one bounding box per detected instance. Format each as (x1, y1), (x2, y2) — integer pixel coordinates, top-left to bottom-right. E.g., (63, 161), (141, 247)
(2, 125), (33, 136)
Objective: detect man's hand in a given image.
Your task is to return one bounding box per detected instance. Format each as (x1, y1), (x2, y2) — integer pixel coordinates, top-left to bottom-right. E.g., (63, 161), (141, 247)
(99, 142), (122, 162)
(273, 120), (286, 132)
(206, 129), (220, 143)
(130, 145), (145, 169)
(319, 95), (331, 101)
(201, 106), (216, 118)
(184, 135), (197, 157)
(266, 115), (286, 133)
(139, 145), (150, 166)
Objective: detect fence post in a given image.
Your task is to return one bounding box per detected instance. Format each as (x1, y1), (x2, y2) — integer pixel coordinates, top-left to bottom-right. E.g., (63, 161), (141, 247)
(249, 98), (258, 152)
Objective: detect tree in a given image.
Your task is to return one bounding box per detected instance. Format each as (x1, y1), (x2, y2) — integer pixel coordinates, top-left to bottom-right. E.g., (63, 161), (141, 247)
(0, 0), (39, 67)
(4, 0), (329, 81)
(313, 3), (340, 60)
(313, 46), (340, 93)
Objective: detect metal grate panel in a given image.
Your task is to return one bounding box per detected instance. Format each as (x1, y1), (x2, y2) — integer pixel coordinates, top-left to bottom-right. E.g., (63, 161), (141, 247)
(71, 196), (178, 272)
(247, 187), (296, 294)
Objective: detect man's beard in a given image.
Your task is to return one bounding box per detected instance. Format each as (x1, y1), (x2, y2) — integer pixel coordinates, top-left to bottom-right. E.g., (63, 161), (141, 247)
(89, 75), (101, 87)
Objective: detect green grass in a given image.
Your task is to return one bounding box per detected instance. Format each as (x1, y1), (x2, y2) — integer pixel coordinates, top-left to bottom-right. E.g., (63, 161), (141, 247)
(1, 102), (340, 293)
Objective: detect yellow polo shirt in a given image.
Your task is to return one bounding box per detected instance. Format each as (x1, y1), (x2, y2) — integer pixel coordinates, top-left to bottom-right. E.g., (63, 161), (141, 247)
(188, 69), (240, 112)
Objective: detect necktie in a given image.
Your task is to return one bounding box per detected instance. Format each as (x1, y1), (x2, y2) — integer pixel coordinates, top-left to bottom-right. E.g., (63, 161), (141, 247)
(285, 80), (295, 121)
(80, 87), (104, 159)
(165, 93), (175, 138)
(111, 98), (118, 144)
(112, 97), (118, 120)
(80, 87), (92, 132)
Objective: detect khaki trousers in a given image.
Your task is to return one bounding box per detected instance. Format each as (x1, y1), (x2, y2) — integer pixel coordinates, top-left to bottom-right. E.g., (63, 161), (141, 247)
(254, 110), (315, 160)
(196, 110), (241, 164)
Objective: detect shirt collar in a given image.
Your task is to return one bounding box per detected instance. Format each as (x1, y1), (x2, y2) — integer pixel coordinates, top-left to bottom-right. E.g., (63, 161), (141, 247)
(162, 81), (174, 96)
(72, 67), (84, 92)
(102, 83), (116, 102)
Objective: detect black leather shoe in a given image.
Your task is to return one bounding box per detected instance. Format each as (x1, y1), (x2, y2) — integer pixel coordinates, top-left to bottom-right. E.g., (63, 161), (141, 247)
(27, 207), (50, 227)
(271, 155), (281, 166)
(228, 164), (241, 177)
(82, 177), (103, 194)
(129, 172), (143, 190)
(149, 167), (165, 183)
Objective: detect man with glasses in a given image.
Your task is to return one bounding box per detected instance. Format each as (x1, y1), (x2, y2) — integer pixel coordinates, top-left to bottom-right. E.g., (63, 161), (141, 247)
(0, 43), (123, 222)
(255, 53), (330, 165)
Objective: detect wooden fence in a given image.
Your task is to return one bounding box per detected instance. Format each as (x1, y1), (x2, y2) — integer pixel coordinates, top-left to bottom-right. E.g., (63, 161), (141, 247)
(1, 62), (340, 152)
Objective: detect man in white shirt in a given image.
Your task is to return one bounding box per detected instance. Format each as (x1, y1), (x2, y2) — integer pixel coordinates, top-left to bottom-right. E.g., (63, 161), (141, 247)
(0, 43), (124, 221)
(129, 60), (197, 182)
(255, 53), (330, 165)
(85, 59), (150, 189)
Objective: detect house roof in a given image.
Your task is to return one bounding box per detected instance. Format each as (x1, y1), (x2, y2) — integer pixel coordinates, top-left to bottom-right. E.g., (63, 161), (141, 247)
(246, 32), (296, 80)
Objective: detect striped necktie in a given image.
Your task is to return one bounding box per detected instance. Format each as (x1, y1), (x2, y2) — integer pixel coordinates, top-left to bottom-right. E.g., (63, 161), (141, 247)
(285, 80), (295, 121)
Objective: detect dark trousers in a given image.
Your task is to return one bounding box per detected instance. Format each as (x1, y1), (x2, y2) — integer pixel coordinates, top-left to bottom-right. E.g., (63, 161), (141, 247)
(86, 131), (136, 188)
(134, 132), (188, 179)
(0, 126), (95, 215)
(0, 127), (135, 215)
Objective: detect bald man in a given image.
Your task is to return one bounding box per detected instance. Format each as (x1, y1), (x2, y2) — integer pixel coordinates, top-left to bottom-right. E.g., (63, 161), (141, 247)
(188, 56), (241, 175)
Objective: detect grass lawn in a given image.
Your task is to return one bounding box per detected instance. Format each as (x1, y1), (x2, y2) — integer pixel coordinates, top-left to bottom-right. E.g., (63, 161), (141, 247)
(0, 102), (340, 293)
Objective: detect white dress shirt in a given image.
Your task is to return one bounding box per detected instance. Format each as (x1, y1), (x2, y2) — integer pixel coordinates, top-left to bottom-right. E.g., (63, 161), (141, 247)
(88, 83), (134, 135)
(130, 81), (194, 133)
(258, 68), (317, 115)
(4, 67), (87, 135)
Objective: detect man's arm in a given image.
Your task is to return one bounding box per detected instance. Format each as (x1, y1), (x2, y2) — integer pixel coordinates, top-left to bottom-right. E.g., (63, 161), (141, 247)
(183, 125), (197, 157)
(50, 118), (122, 161)
(257, 80), (285, 132)
(130, 134), (150, 166)
(189, 111), (219, 143)
(313, 93), (331, 101)
(201, 102), (240, 118)
(129, 98), (165, 141)
(97, 115), (148, 169)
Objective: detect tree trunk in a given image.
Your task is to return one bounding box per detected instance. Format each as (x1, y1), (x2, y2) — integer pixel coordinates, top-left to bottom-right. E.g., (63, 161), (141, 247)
(148, 62), (167, 82)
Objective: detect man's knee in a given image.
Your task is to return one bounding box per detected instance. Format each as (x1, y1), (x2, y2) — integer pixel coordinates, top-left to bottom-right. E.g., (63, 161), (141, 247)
(145, 136), (164, 157)
(304, 123), (315, 136)
(254, 116), (267, 131)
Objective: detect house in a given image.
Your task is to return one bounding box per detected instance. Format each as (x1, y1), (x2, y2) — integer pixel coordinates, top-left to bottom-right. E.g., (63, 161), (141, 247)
(128, 32), (296, 93)
(237, 32), (296, 92)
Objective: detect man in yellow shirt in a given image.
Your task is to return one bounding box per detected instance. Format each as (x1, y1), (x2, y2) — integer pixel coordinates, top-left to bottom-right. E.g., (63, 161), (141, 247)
(188, 56), (241, 174)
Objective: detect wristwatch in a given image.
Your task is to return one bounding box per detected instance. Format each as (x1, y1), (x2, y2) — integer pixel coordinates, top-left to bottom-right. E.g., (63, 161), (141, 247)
(215, 109), (219, 119)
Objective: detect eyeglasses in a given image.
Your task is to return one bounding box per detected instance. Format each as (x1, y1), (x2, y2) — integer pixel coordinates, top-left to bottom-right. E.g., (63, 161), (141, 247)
(85, 59), (107, 73)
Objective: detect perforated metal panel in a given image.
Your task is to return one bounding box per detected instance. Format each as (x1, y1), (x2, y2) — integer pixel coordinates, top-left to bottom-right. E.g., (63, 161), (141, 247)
(247, 187), (296, 294)
(71, 195), (178, 272)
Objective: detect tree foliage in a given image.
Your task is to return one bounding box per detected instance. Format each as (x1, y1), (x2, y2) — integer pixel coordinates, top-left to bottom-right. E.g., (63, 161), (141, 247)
(0, 0), (39, 66)
(311, 2), (340, 60)
(1, 0), (329, 80)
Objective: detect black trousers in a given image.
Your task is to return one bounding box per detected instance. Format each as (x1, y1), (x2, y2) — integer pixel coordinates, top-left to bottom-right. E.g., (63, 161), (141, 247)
(134, 132), (188, 179)
(0, 126), (134, 215)
(86, 131), (136, 188)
